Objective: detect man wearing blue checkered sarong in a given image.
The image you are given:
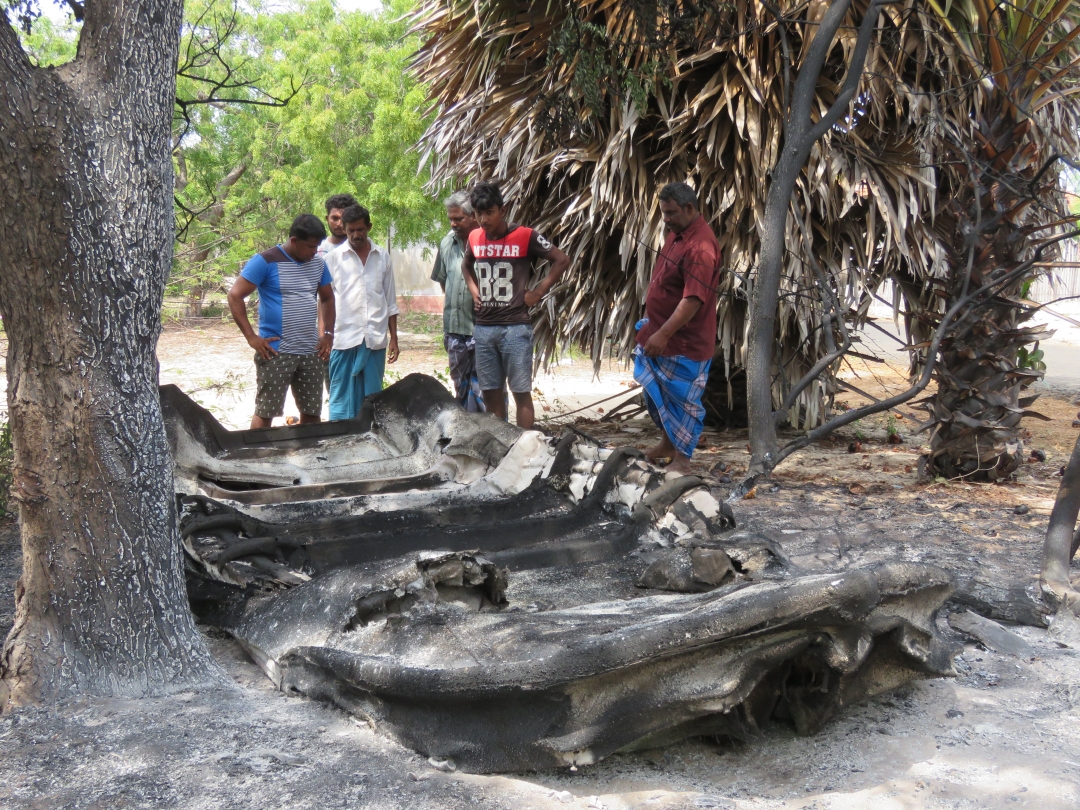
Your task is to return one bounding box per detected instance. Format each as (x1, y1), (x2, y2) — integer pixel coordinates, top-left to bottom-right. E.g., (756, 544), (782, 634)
(633, 182), (721, 474)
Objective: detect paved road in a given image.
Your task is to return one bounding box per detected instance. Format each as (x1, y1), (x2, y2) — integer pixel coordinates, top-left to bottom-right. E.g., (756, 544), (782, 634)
(1040, 338), (1080, 397)
(861, 310), (1080, 398)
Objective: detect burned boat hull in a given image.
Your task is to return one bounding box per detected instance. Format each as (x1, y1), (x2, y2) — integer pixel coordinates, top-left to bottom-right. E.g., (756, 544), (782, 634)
(163, 375), (956, 773)
(263, 558), (954, 772)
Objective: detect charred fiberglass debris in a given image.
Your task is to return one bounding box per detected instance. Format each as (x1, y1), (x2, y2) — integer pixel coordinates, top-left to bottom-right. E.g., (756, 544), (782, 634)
(162, 374), (957, 773)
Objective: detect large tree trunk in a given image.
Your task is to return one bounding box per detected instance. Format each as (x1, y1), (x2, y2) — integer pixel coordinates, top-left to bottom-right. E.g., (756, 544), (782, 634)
(0, 2), (224, 706)
(746, 163), (798, 470)
(919, 296), (1048, 481)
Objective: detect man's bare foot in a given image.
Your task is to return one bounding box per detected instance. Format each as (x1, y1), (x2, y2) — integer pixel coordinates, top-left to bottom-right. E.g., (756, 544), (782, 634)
(643, 443), (671, 462)
(666, 454), (693, 475)
(644, 435), (676, 462)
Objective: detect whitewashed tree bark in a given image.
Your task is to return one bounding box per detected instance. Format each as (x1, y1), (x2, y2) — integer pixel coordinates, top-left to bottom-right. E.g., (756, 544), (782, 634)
(0, 0), (224, 705)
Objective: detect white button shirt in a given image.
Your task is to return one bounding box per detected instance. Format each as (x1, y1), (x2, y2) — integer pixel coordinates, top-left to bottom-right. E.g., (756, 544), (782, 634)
(326, 240), (399, 351)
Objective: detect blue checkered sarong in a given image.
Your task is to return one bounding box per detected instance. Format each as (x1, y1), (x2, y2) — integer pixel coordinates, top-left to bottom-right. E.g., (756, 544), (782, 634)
(445, 333), (485, 413)
(633, 346), (711, 459)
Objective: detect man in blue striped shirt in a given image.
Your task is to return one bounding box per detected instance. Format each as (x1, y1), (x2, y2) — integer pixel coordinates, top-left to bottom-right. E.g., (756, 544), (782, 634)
(227, 214), (336, 429)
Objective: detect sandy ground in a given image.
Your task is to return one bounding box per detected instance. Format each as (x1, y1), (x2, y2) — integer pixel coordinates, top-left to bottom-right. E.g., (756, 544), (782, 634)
(1031, 298), (1080, 348)
(151, 312), (633, 430)
(2, 312), (1080, 808)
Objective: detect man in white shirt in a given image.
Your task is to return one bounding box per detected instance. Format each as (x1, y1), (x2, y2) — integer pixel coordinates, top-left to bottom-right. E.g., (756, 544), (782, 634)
(324, 204), (399, 420)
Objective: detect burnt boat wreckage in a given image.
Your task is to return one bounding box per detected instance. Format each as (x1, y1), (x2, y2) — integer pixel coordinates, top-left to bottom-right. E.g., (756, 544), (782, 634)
(163, 374), (957, 773)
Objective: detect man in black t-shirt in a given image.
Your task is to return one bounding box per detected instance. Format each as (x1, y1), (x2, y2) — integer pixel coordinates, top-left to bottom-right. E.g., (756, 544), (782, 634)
(462, 183), (569, 428)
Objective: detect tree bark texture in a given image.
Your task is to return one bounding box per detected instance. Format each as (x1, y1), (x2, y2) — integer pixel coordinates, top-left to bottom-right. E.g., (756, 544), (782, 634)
(911, 113), (1058, 481)
(1042, 435), (1080, 608)
(0, 1), (224, 705)
(746, 165), (801, 470)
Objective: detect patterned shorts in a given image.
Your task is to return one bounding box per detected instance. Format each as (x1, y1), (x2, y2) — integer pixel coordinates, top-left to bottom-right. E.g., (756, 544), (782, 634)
(253, 352), (324, 418)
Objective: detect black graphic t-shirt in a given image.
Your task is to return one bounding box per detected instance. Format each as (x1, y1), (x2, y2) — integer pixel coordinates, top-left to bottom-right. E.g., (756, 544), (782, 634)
(464, 225), (556, 325)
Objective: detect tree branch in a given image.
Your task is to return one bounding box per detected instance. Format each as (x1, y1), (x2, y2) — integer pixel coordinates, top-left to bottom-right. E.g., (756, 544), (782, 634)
(732, 226), (1080, 497)
(176, 84), (304, 112)
(174, 195), (217, 242)
(0, 9), (34, 80)
(216, 159), (248, 196)
(172, 0), (307, 140)
(1042, 434), (1080, 611)
(747, 0), (892, 474)
(787, 0), (856, 130)
(174, 155), (248, 243)
(803, 0), (887, 145)
(1029, 153), (1080, 199)
(63, 0), (84, 22)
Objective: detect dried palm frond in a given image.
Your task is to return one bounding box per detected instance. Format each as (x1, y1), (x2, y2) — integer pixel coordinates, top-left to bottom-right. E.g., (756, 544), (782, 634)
(410, 0), (1079, 446)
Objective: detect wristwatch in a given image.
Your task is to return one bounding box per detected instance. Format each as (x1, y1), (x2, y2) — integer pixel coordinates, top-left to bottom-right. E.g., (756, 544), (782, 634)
(323, 331), (333, 336)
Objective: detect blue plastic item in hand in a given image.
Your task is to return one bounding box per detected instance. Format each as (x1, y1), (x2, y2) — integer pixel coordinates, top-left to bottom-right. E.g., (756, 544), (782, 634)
(635, 318), (649, 332)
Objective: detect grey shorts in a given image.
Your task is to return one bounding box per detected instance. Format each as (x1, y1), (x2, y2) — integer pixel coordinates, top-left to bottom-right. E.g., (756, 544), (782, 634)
(253, 352), (324, 418)
(474, 323), (533, 394)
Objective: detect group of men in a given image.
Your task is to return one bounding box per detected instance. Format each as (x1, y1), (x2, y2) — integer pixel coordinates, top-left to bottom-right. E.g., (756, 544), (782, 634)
(227, 180), (720, 475)
(227, 196), (398, 429)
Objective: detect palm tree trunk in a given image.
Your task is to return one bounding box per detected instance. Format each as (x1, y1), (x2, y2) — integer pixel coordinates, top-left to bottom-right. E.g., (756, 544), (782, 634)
(921, 117), (1057, 481)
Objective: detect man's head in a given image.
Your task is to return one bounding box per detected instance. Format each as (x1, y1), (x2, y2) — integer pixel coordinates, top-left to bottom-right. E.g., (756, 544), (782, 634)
(325, 193), (359, 239)
(658, 182), (700, 234)
(469, 182), (508, 238)
(342, 204), (373, 252)
(444, 190), (477, 240)
(286, 214), (327, 263)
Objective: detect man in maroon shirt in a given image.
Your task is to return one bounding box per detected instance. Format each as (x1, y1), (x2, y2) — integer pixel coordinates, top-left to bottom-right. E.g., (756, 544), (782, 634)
(634, 182), (721, 474)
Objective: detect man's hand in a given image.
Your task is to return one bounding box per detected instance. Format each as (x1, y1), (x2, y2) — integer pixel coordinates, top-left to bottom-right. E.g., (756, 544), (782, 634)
(317, 333), (333, 361)
(643, 330), (670, 358)
(248, 334), (279, 360)
(387, 335), (399, 364)
(524, 289), (542, 308)
(462, 255), (481, 311)
(643, 297), (702, 358)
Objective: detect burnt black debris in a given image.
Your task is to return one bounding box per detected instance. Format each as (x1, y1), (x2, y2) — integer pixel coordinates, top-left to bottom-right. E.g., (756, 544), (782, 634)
(162, 374), (957, 773)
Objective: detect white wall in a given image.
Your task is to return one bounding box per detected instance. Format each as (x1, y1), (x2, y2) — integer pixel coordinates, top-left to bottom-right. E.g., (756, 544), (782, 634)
(391, 244), (443, 297)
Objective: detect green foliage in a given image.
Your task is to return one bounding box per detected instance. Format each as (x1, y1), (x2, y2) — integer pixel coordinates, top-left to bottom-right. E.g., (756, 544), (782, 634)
(1016, 345), (1046, 372)
(173, 0), (445, 299)
(851, 419), (867, 442)
(0, 418), (12, 519)
(886, 414), (899, 437)
(429, 366), (450, 388)
(540, 0), (724, 139)
(14, 1), (444, 304)
(398, 310), (442, 336)
(544, 11), (658, 136)
(17, 12), (78, 67)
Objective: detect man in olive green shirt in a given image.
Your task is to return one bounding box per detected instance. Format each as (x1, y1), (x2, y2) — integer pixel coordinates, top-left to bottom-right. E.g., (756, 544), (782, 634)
(431, 191), (485, 411)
